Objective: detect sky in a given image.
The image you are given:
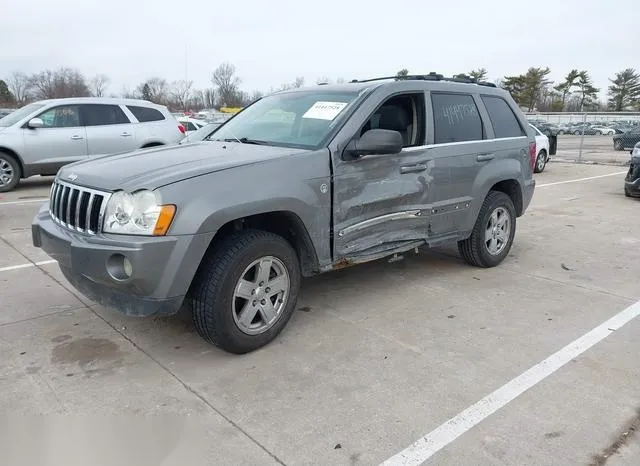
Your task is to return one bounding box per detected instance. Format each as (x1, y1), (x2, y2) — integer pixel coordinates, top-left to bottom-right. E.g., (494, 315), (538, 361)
(2, 0), (639, 101)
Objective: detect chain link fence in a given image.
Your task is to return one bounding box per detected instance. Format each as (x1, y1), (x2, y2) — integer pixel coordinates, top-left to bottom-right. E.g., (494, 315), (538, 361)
(526, 112), (640, 166)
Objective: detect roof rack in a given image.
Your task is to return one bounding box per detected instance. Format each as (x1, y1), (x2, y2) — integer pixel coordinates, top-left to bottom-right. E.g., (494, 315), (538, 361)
(349, 72), (497, 88)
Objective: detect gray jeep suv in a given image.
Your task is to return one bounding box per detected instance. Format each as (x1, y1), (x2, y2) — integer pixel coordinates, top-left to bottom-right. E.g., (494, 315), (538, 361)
(32, 74), (536, 354)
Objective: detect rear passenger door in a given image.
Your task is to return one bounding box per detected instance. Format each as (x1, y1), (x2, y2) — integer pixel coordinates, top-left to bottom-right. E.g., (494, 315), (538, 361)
(125, 105), (170, 146)
(81, 104), (137, 156)
(426, 91), (487, 240)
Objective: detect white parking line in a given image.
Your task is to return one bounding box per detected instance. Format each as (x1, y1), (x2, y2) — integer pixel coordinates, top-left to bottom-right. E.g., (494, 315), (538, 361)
(381, 299), (640, 466)
(0, 198), (48, 206)
(537, 171), (627, 187)
(0, 260), (57, 273)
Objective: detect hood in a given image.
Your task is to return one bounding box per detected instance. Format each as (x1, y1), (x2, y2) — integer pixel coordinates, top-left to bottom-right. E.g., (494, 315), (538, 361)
(57, 141), (308, 192)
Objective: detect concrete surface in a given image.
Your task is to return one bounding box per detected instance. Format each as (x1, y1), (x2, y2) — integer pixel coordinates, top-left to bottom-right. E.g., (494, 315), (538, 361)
(0, 165), (638, 466)
(553, 135), (632, 165)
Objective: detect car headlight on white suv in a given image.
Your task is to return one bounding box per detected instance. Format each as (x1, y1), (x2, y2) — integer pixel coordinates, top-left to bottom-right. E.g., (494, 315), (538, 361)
(103, 190), (176, 236)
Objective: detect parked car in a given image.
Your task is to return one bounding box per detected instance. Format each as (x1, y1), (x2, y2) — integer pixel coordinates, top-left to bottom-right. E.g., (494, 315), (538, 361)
(624, 142), (640, 197)
(179, 122), (221, 143)
(590, 125), (616, 135)
(176, 116), (208, 134)
(0, 97), (185, 192)
(0, 108), (14, 119)
(530, 124), (550, 173)
(32, 74), (536, 354)
(613, 128), (640, 151)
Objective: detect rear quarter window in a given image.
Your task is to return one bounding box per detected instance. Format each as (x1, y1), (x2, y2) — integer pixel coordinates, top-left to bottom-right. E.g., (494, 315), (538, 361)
(127, 105), (166, 122)
(481, 96), (526, 138)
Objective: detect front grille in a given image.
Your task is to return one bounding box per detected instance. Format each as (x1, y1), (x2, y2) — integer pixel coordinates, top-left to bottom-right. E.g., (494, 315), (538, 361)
(49, 180), (108, 234)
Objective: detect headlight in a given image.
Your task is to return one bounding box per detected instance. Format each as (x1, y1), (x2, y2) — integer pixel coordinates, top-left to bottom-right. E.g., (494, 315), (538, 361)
(103, 190), (176, 236)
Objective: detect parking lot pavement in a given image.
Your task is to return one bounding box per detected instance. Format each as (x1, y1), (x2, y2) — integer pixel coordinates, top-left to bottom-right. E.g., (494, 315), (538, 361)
(0, 164), (638, 465)
(553, 135), (630, 165)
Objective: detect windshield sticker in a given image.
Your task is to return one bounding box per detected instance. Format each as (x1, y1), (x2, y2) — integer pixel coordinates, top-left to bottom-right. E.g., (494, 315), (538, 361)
(302, 101), (348, 120)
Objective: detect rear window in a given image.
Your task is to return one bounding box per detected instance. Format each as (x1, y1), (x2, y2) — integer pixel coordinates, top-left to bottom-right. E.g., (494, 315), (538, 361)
(126, 105), (165, 122)
(481, 96), (526, 138)
(431, 92), (484, 144)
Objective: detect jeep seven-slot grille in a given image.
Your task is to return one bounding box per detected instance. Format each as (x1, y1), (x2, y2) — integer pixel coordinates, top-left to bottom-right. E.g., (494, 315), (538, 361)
(49, 181), (107, 234)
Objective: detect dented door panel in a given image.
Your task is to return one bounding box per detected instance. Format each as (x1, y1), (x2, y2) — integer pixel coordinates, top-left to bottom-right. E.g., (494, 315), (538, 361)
(331, 147), (432, 259)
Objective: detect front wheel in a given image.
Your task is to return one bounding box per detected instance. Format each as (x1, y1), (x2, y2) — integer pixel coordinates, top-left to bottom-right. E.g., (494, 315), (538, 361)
(190, 229), (301, 354)
(614, 140), (624, 151)
(458, 191), (516, 268)
(534, 150), (547, 173)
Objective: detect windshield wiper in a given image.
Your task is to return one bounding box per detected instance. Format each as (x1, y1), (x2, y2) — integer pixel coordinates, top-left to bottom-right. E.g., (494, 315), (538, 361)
(218, 137), (271, 146)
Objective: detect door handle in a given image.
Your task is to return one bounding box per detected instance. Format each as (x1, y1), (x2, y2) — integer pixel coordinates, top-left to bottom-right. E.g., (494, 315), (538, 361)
(400, 163), (428, 174)
(476, 153), (494, 161)
(120, 132), (132, 137)
(70, 135), (84, 140)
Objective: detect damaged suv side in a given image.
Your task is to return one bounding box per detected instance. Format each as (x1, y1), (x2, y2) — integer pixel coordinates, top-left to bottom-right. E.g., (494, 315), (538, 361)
(32, 74), (536, 354)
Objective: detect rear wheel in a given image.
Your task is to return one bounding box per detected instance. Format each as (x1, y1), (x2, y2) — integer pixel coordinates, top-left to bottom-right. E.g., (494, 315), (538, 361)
(190, 229), (301, 354)
(458, 191), (516, 268)
(0, 152), (21, 193)
(534, 150), (547, 173)
(614, 140), (624, 151)
(573, 130), (581, 135)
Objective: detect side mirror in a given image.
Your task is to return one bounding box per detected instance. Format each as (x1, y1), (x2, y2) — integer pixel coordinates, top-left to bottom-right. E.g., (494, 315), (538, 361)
(343, 129), (403, 160)
(27, 117), (44, 129)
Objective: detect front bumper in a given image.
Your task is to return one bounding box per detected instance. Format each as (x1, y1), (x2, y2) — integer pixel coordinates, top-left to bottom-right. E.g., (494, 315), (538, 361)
(625, 158), (640, 197)
(31, 203), (214, 317)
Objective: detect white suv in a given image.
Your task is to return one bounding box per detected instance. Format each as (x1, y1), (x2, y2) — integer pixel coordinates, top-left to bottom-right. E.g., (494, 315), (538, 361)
(0, 97), (185, 192)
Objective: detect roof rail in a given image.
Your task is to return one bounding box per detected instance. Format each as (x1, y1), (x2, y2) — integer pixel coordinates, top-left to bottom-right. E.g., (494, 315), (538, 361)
(349, 72), (497, 88)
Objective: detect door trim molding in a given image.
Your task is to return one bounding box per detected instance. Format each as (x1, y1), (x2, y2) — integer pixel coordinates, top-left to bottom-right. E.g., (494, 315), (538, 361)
(338, 210), (423, 237)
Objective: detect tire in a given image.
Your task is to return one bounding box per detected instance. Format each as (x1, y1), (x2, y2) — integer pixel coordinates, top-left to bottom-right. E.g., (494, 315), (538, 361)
(595, 130), (602, 135)
(0, 152), (21, 193)
(573, 130), (581, 135)
(558, 130), (565, 135)
(614, 140), (624, 151)
(534, 150), (547, 173)
(458, 191), (516, 268)
(190, 229), (301, 354)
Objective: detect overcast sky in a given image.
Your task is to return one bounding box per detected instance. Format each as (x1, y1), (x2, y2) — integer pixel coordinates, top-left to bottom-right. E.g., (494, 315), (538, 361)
(2, 0), (638, 99)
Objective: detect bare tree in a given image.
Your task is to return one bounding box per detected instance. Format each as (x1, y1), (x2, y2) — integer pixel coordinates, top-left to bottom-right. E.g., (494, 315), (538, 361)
(7, 71), (32, 104)
(212, 62), (242, 107)
(29, 68), (90, 100)
(90, 74), (110, 97)
(293, 76), (305, 87)
(120, 85), (137, 99)
(169, 79), (193, 109)
(249, 90), (264, 103)
(135, 77), (168, 104)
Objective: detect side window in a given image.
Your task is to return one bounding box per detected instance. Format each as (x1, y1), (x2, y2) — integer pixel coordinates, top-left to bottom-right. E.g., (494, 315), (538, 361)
(360, 93), (426, 147)
(81, 104), (130, 126)
(183, 121), (197, 131)
(36, 106), (81, 128)
(481, 96), (526, 138)
(126, 105), (165, 122)
(431, 93), (484, 144)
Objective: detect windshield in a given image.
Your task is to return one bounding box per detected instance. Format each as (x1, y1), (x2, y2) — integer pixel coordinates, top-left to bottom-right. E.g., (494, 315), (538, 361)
(208, 90), (361, 149)
(0, 103), (45, 127)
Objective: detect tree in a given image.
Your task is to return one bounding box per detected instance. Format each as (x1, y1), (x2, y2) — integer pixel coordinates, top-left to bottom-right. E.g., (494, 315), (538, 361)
(90, 74), (110, 97)
(140, 83), (152, 101)
(249, 90), (264, 103)
(136, 77), (168, 104)
(469, 68), (488, 81)
(553, 69), (580, 111)
(607, 68), (640, 111)
(29, 67), (90, 100)
(6, 72), (31, 105)
(503, 67), (552, 111)
(212, 62), (242, 107)
(396, 69), (409, 78)
(574, 71), (599, 111)
(0, 80), (15, 105)
(169, 79), (193, 109)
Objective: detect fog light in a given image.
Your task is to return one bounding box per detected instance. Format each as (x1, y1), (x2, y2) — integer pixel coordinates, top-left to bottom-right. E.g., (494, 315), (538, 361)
(107, 254), (133, 281)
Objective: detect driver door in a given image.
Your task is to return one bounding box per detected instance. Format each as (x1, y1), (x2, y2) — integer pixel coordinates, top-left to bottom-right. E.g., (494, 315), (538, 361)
(330, 91), (431, 261)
